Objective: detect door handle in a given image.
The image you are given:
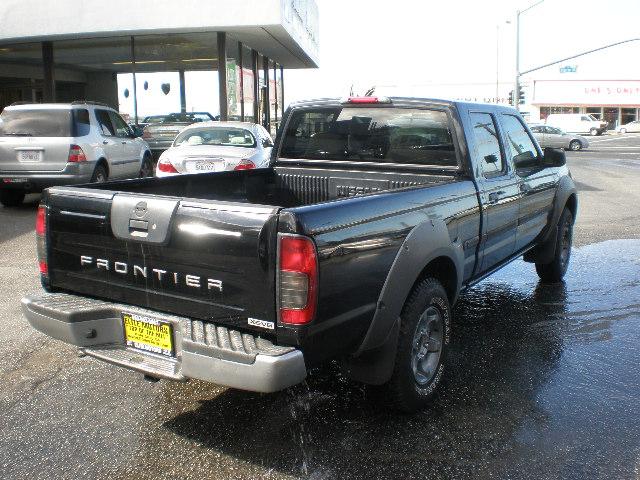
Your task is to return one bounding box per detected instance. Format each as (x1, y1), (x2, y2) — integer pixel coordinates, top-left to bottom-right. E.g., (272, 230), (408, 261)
(103, 140), (108, 145)
(121, 141), (127, 145)
(488, 192), (502, 204)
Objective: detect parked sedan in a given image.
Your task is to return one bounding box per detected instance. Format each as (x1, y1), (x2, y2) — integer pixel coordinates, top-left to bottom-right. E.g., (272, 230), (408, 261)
(142, 112), (215, 157)
(530, 125), (589, 151)
(617, 120), (640, 134)
(155, 122), (274, 177)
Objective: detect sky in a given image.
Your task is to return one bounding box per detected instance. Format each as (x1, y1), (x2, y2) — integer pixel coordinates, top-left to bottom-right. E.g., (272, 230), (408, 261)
(118, 0), (640, 117)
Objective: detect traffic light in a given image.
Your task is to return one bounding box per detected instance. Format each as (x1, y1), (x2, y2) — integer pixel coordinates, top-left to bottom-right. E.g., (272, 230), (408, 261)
(508, 90), (514, 105)
(519, 88), (525, 104)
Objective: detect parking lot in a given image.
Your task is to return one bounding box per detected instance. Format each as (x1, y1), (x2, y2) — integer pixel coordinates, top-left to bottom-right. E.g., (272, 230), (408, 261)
(1, 134), (639, 480)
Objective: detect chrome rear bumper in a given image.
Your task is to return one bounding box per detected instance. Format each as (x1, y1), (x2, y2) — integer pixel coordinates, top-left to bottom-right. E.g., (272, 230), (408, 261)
(22, 292), (306, 393)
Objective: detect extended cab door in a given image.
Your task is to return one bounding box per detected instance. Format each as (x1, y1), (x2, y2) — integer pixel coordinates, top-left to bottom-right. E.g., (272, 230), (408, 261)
(499, 114), (558, 251)
(469, 112), (521, 273)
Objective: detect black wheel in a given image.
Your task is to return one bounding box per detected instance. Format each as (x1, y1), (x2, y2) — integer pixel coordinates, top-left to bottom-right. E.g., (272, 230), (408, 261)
(139, 154), (154, 178)
(589, 128), (599, 136)
(535, 208), (574, 282)
(0, 189), (25, 207)
(90, 165), (108, 183)
(383, 278), (451, 412)
(569, 140), (582, 151)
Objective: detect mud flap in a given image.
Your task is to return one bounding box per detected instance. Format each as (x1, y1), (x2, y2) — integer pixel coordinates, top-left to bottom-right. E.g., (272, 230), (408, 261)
(341, 316), (400, 385)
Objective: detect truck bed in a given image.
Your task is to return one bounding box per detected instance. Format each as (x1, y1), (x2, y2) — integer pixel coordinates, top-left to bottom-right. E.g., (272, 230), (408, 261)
(87, 166), (455, 207)
(42, 166), (457, 345)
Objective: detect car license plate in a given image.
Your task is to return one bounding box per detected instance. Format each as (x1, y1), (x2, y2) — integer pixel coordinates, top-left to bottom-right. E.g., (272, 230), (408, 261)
(17, 150), (42, 163)
(122, 312), (174, 357)
(194, 160), (220, 171)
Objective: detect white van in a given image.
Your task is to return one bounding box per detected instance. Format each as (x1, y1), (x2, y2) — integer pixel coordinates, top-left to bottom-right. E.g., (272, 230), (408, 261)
(545, 113), (607, 136)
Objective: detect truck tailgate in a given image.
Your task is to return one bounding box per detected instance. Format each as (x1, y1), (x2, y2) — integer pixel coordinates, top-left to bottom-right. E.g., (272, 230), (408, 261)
(45, 187), (280, 334)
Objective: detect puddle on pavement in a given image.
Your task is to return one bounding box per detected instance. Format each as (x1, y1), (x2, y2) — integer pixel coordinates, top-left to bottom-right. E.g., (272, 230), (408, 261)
(130, 240), (640, 479)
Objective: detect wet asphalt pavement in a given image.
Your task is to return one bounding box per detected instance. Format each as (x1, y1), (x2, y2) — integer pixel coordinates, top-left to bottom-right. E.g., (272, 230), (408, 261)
(1, 134), (639, 479)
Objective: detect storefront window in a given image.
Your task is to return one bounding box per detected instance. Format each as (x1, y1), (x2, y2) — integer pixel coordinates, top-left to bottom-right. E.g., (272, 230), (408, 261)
(242, 44), (255, 123)
(621, 108), (636, 125)
(225, 39), (240, 121)
(540, 107), (550, 120)
(258, 54), (267, 128)
(603, 107), (619, 129)
(586, 107), (603, 120)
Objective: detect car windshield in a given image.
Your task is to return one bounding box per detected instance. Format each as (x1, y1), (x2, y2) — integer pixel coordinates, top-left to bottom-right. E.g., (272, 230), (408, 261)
(0, 109), (72, 137)
(174, 127), (257, 147)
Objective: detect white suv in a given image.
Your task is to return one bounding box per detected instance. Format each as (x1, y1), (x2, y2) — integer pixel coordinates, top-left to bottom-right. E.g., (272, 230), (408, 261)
(0, 102), (153, 207)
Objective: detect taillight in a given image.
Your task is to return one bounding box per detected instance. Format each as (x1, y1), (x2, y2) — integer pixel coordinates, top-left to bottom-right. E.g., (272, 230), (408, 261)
(278, 234), (318, 325)
(36, 205), (48, 275)
(157, 157), (178, 173)
(234, 159), (255, 171)
(68, 144), (87, 162)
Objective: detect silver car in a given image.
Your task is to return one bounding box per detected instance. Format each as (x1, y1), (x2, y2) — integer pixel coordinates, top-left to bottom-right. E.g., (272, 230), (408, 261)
(0, 102), (153, 207)
(156, 121), (273, 177)
(530, 125), (589, 151)
(617, 120), (640, 134)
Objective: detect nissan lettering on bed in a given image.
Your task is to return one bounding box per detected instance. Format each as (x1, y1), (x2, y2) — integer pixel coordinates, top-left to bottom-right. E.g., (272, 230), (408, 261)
(23, 96), (577, 411)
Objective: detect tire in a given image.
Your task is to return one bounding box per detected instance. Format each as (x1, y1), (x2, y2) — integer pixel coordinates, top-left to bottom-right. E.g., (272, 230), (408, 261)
(569, 140), (582, 151)
(589, 128), (599, 136)
(535, 208), (574, 283)
(383, 277), (451, 412)
(139, 154), (154, 178)
(90, 164), (108, 183)
(0, 189), (25, 207)
(619, 128), (627, 134)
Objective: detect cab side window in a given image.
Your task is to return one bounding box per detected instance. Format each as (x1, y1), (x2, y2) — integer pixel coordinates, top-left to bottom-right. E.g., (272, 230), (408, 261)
(95, 109), (115, 136)
(470, 112), (504, 178)
(500, 114), (539, 169)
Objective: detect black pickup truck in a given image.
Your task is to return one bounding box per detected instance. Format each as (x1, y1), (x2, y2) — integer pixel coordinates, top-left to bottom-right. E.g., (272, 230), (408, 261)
(23, 97), (577, 411)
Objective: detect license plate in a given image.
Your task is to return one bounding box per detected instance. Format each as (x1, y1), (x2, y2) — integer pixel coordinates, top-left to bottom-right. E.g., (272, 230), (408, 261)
(122, 312), (174, 357)
(3, 178), (27, 183)
(194, 160), (220, 171)
(17, 150), (42, 163)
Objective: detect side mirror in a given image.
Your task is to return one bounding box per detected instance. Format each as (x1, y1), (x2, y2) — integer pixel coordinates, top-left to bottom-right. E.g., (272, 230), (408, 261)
(543, 147), (566, 167)
(130, 125), (144, 138)
(263, 138), (273, 148)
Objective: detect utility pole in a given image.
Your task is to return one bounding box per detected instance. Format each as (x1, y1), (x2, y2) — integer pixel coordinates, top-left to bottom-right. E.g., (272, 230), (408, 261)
(496, 25), (499, 103)
(515, 0), (543, 112)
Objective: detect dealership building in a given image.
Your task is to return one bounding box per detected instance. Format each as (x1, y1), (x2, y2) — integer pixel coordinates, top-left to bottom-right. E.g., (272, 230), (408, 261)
(0, 0), (319, 132)
(523, 41), (640, 128)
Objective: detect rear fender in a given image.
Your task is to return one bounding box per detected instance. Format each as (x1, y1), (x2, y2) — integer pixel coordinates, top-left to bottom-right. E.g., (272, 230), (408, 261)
(344, 219), (464, 384)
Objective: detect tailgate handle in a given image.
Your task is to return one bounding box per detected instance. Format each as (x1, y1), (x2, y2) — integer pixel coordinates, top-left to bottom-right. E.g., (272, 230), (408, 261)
(129, 219), (149, 231)
(111, 195), (179, 245)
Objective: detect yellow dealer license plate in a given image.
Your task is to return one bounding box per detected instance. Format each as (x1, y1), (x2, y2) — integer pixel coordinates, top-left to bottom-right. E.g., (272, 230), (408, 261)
(122, 312), (174, 357)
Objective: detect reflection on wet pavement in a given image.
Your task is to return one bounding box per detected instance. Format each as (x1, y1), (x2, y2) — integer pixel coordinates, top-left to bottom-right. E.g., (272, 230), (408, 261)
(1, 240), (639, 480)
(159, 240), (640, 479)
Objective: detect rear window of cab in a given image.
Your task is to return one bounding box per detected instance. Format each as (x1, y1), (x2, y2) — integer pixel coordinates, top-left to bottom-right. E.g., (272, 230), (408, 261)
(0, 108), (91, 137)
(280, 107), (457, 167)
